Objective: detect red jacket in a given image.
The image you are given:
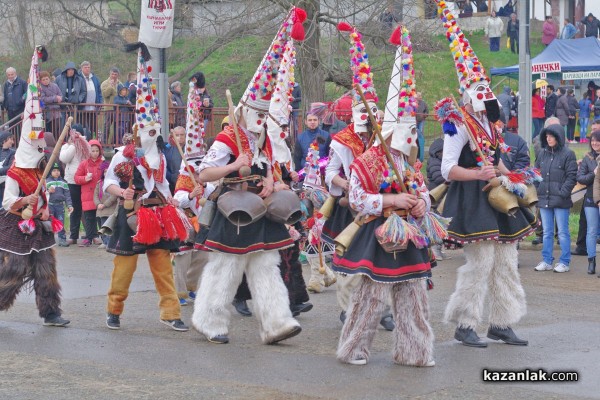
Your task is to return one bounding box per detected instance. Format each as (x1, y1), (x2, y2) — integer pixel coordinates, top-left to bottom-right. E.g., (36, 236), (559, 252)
(74, 140), (104, 211)
(532, 95), (546, 119)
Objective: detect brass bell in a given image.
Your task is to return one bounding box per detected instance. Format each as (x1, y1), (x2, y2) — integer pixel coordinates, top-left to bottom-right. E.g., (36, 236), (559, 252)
(517, 184), (538, 208)
(334, 220), (362, 257)
(98, 213), (117, 236)
(319, 195), (336, 219)
(488, 185), (519, 216)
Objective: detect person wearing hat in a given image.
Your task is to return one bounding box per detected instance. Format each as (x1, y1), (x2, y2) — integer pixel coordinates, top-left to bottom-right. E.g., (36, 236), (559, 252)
(0, 130), (16, 207)
(333, 25), (434, 367)
(0, 47), (70, 327)
(189, 72), (213, 133)
(55, 61), (87, 109)
(435, 0), (536, 348)
(47, 162), (73, 247)
(326, 22), (395, 332)
(102, 42), (189, 332)
(191, 7), (307, 345)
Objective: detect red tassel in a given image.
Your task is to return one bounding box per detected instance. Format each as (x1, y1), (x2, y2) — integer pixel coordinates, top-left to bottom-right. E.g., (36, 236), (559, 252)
(337, 21), (354, 32)
(18, 219), (36, 235)
(291, 22), (305, 41)
(122, 143), (135, 159)
(133, 207), (162, 245)
(51, 216), (64, 233)
(161, 205), (188, 241)
(294, 7), (307, 23)
(389, 26), (402, 46)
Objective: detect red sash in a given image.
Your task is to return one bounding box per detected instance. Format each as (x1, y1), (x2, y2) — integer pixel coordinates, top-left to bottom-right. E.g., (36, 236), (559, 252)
(6, 166), (47, 207)
(140, 156), (165, 184)
(350, 146), (388, 194)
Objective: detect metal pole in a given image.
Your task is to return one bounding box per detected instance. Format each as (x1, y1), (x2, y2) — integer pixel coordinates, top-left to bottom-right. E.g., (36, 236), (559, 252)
(518, 0), (532, 143)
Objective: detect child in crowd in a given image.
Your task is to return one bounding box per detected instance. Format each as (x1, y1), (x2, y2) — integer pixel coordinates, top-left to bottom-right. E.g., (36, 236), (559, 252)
(94, 161), (117, 249)
(114, 84), (132, 144)
(46, 163), (73, 247)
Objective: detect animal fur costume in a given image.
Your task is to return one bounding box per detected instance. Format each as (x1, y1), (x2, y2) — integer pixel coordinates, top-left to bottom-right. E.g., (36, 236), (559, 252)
(0, 46), (68, 326)
(102, 42), (186, 327)
(435, 0), (535, 346)
(333, 25), (435, 367)
(192, 7), (306, 344)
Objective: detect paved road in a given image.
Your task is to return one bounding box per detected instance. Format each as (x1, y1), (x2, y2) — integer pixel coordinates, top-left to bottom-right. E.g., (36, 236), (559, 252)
(1, 245), (599, 399)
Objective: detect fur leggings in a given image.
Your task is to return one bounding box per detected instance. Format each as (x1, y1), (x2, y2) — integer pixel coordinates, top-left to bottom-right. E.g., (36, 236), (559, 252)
(0, 249), (62, 318)
(444, 241), (526, 329)
(337, 276), (434, 366)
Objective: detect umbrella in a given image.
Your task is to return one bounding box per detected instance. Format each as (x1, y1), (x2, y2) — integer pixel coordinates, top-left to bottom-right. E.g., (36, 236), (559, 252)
(535, 79), (548, 89)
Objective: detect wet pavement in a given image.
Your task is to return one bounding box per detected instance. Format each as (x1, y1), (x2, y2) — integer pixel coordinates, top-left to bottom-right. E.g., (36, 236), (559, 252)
(1, 245), (599, 399)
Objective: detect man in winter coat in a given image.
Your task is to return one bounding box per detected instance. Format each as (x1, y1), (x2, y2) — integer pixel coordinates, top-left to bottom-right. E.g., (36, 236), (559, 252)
(2, 67), (27, 128)
(554, 88), (570, 131)
(545, 85), (558, 119)
(501, 131), (530, 171)
(55, 61), (87, 112)
(581, 13), (600, 38)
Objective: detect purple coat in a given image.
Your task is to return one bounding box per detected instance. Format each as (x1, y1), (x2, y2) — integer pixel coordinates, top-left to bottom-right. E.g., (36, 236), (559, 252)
(40, 82), (62, 120)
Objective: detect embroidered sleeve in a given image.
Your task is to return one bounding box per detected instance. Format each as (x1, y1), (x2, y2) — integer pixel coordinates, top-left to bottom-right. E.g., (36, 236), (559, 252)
(348, 171), (383, 216)
(198, 141), (231, 172)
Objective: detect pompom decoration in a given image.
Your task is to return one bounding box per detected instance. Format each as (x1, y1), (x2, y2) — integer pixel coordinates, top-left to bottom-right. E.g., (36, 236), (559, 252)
(160, 205), (189, 241)
(434, 97), (465, 136)
(18, 218), (36, 235)
(434, 0), (490, 94)
(389, 26), (402, 46)
(51, 216), (64, 233)
(337, 22), (378, 105)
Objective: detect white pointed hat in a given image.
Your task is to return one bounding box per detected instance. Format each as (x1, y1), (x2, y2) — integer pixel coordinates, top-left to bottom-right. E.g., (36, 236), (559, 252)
(15, 46), (48, 169)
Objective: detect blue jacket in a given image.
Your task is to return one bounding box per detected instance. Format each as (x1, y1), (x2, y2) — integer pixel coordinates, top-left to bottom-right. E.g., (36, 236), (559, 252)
(293, 128), (331, 170)
(2, 76), (27, 112)
(46, 177), (73, 207)
(501, 132), (530, 171)
(579, 98), (592, 118)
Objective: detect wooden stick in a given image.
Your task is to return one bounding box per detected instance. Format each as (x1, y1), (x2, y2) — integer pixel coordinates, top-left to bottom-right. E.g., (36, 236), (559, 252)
(450, 95), (489, 166)
(225, 89), (251, 177)
(354, 84), (408, 194)
(170, 129), (200, 188)
(21, 117), (73, 220)
(123, 124), (138, 210)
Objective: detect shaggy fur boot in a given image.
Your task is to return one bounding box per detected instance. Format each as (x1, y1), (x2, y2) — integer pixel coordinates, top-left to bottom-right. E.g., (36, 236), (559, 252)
(306, 255), (324, 293)
(488, 243), (526, 328)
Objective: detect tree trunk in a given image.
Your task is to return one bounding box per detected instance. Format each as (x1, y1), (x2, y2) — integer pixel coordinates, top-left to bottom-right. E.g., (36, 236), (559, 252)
(297, 0), (324, 115)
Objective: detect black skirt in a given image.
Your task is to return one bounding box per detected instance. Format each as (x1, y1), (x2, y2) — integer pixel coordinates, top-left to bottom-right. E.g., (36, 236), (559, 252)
(0, 210), (55, 255)
(107, 205), (180, 256)
(333, 216), (432, 284)
(442, 180), (538, 245)
(322, 200), (355, 244)
(195, 210), (293, 255)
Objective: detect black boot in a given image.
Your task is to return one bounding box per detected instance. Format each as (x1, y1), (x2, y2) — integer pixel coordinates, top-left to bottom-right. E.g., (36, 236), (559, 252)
(487, 326), (528, 346)
(454, 327), (487, 348)
(588, 257), (596, 275)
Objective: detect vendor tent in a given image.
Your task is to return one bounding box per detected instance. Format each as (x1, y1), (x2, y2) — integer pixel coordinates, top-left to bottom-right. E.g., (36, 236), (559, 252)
(490, 37), (600, 77)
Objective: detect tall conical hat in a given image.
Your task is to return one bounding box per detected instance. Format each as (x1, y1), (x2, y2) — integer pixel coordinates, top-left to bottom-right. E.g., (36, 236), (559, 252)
(337, 22), (378, 132)
(380, 26), (418, 156)
(435, 0), (499, 119)
(184, 81), (206, 162)
(266, 39), (297, 165)
(15, 46), (48, 169)
(235, 7), (307, 135)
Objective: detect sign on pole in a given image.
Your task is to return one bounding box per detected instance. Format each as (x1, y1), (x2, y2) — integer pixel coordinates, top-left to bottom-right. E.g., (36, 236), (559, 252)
(531, 62), (561, 74)
(562, 71), (600, 80)
(139, 0), (176, 49)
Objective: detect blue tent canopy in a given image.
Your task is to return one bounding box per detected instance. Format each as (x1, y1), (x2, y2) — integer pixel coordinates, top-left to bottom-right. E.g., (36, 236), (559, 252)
(490, 37), (600, 77)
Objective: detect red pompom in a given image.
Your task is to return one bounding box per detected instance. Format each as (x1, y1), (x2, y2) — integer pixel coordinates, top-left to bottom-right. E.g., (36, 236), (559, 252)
(389, 26), (402, 46)
(161, 205), (188, 241)
(132, 207), (162, 245)
(294, 7), (307, 23)
(337, 21), (354, 32)
(51, 216), (64, 233)
(291, 22), (305, 41)
(122, 143), (136, 159)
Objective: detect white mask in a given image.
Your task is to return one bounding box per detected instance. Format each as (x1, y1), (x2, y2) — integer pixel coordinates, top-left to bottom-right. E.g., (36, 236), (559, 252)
(139, 124), (161, 169)
(352, 99), (378, 133)
(390, 116), (418, 155)
(463, 82), (501, 122)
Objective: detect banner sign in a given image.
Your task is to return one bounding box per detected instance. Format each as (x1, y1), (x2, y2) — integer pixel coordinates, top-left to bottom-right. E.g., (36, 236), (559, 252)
(562, 71), (600, 80)
(531, 62), (561, 74)
(138, 0), (176, 48)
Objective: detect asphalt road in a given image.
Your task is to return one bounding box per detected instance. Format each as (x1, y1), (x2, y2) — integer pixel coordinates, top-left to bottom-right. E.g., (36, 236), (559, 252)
(1, 244), (599, 400)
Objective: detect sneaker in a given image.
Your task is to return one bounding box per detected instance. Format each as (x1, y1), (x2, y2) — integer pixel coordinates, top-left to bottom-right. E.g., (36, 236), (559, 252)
(553, 263), (570, 273)
(534, 261), (553, 271)
(92, 237), (103, 245)
(97, 243), (106, 249)
(106, 313), (120, 330)
(43, 315), (70, 327)
(179, 298), (188, 306)
(58, 238), (69, 247)
(78, 239), (91, 247)
(160, 319), (189, 331)
(188, 291), (196, 301)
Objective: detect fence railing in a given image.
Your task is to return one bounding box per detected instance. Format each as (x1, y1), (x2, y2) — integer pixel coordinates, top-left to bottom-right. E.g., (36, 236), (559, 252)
(1, 104), (447, 155)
